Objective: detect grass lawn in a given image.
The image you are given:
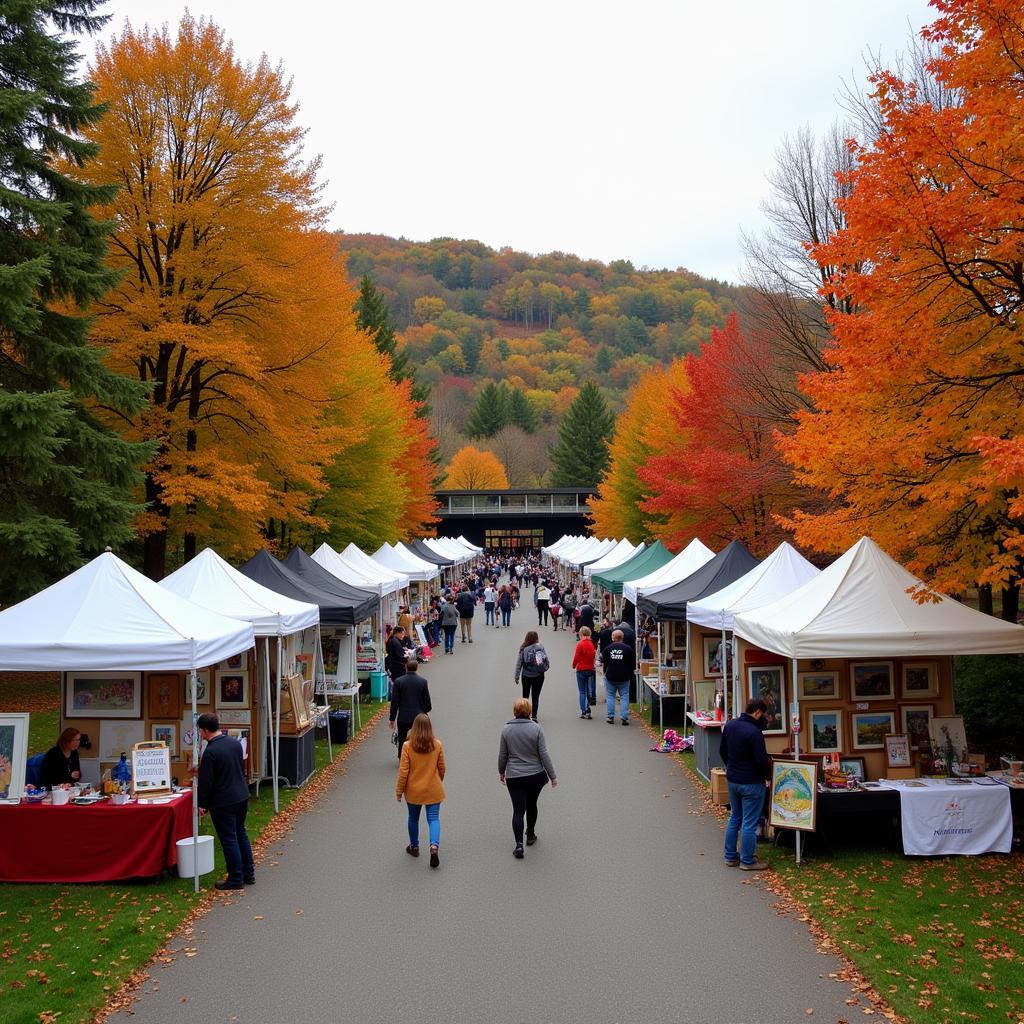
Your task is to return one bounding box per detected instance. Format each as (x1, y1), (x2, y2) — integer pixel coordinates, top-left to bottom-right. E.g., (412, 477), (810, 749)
(0, 673), (386, 1024)
(640, 710), (1024, 1024)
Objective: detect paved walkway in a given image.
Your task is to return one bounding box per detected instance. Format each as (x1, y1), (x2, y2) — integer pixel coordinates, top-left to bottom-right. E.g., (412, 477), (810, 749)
(113, 597), (856, 1024)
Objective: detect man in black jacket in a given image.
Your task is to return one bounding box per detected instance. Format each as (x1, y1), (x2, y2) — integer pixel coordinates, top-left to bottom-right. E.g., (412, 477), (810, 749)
(385, 626), (409, 688)
(601, 629), (635, 726)
(719, 698), (770, 871)
(455, 587), (476, 643)
(197, 712), (254, 891)
(389, 659), (432, 754)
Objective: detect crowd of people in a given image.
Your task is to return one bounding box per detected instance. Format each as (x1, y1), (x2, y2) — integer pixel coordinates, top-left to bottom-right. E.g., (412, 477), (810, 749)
(387, 549), (652, 863)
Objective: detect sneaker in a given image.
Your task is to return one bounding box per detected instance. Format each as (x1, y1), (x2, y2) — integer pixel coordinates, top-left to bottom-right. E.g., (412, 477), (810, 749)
(244, 875), (256, 885)
(723, 858), (739, 867)
(513, 844), (525, 859)
(621, 719), (630, 726)
(579, 712), (588, 719)
(525, 833), (537, 846)
(584, 711), (592, 719)
(214, 879), (244, 891)
(606, 717), (614, 724)
(739, 860), (769, 871)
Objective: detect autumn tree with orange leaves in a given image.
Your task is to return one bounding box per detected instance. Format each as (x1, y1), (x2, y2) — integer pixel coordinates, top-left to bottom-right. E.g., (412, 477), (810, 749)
(80, 17), (435, 575)
(443, 447), (509, 490)
(784, 0), (1024, 619)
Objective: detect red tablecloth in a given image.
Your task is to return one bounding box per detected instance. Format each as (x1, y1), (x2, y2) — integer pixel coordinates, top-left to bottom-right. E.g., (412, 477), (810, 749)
(0, 792), (194, 882)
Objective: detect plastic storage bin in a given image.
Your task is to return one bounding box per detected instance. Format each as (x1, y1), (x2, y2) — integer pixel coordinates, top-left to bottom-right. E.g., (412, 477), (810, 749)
(328, 710), (350, 744)
(176, 834), (215, 877)
(369, 670), (389, 700)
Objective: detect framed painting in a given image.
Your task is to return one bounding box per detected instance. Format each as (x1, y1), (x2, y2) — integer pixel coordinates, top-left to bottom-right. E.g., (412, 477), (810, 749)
(150, 723), (177, 757)
(65, 672), (142, 718)
(98, 719), (146, 762)
(227, 728), (251, 774)
(851, 710), (896, 750)
(747, 666), (787, 735)
(692, 680), (716, 715)
(808, 708), (843, 753)
(850, 662), (895, 701)
(147, 673), (181, 720)
(669, 621), (686, 652)
(286, 672), (309, 729)
(798, 670), (840, 701)
(885, 733), (912, 768)
(0, 713), (30, 801)
(900, 705), (934, 750)
(223, 652), (244, 670)
(901, 662), (938, 699)
(931, 715), (968, 765)
(217, 709), (251, 726)
(295, 653), (313, 681)
(702, 635), (729, 679)
(186, 671), (211, 706)
(215, 670), (250, 710)
(769, 759), (818, 832)
(838, 756), (866, 782)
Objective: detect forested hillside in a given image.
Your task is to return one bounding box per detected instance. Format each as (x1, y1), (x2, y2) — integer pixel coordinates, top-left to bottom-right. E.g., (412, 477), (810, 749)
(336, 233), (747, 483)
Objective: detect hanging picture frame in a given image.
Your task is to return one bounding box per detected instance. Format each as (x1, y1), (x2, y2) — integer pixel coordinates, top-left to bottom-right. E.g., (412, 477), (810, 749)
(186, 670), (211, 706)
(849, 662), (895, 701)
(900, 704), (934, 750)
(65, 672), (142, 719)
(884, 733), (912, 768)
(901, 662), (938, 699)
(851, 710), (896, 750)
(147, 673), (181, 720)
(702, 635), (728, 678)
(808, 708), (843, 753)
(150, 723), (177, 757)
(746, 666), (787, 735)
(215, 670), (250, 710)
(798, 670), (840, 701)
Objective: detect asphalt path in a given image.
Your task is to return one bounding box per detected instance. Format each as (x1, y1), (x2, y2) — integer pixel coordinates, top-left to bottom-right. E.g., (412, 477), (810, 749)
(112, 593), (858, 1024)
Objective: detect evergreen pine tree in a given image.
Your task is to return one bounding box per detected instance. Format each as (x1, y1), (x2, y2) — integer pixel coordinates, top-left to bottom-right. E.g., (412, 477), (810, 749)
(507, 387), (539, 433)
(355, 274), (431, 414)
(0, 0), (152, 602)
(464, 381), (510, 439)
(549, 382), (616, 487)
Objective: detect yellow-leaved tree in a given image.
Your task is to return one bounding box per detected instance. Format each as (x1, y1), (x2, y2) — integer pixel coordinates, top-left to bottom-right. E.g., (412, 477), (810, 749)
(443, 447), (509, 490)
(81, 16), (426, 575)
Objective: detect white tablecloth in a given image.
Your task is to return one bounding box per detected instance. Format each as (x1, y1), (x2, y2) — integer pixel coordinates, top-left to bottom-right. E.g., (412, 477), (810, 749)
(879, 779), (1012, 856)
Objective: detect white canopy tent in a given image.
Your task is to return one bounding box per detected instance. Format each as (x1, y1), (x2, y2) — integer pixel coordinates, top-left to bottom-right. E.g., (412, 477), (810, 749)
(455, 535), (483, 553)
(0, 551), (255, 891)
(732, 536), (1024, 658)
(565, 537), (617, 570)
(552, 536), (604, 565)
(161, 548), (321, 812)
(622, 538), (715, 605)
(337, 543), (409, 595)
(423, 537), (473, 565)
(541, 535), (579, 559)
(583, 539), (644, 579)
(372, 542), (440, 583)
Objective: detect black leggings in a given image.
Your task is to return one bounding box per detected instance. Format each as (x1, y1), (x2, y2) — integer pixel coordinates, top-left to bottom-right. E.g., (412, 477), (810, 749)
(520, 672), (545, 719)
(506, 771), (549, 844)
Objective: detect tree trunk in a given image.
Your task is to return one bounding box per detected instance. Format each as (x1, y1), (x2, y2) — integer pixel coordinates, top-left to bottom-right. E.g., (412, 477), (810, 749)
(1000, 584), (1019, 623)
(142, 470), (169, 579)
(978, 583), (993, 616)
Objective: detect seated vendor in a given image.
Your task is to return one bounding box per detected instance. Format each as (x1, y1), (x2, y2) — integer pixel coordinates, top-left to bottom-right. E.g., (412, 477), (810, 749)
(39, 728), (82, 789)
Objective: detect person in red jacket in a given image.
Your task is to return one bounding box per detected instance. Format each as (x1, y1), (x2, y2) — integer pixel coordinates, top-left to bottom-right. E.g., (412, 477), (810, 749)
(572, 626), (597, 719)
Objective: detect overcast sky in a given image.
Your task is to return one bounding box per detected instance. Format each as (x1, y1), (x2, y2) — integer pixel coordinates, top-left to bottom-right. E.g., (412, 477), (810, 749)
(86, 0), (935, 284)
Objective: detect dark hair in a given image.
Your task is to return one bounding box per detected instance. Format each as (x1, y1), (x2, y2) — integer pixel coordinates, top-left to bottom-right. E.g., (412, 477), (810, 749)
(405, 658), (419, 672)
(58, 727), (80, 749)
(196, 712), (220, 732)
(745, 698), (768, 716)
(520, 630), (539, 649)
(393, 625), (405, 634)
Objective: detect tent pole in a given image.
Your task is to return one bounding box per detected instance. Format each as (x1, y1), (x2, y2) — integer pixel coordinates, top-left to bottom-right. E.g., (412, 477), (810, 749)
(721, 625), (729, 719)
(792, 655), (802, 866)
(190, 669), (199, 893)
(316, 623), (332, 762)
(265, 636), (277, 813)
(275, 638), (283, 810)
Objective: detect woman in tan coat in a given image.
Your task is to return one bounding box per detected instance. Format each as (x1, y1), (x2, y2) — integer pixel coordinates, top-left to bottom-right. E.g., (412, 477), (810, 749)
(396, 714), (446, 868)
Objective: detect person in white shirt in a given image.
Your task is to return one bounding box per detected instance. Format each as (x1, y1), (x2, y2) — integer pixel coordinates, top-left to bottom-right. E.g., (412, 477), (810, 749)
(483, 583), (497, 626)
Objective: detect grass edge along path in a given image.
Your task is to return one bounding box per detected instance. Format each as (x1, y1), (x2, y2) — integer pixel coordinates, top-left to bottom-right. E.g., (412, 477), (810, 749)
(95, 703), (388, 1023)
(634, 710), (908, 1024)
(642, 712), (1024, 1024)
(0, 699), (386, 1024)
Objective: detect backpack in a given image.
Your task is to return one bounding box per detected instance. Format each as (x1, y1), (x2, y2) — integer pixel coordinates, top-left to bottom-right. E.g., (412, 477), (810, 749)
(532, 644), (550, 672)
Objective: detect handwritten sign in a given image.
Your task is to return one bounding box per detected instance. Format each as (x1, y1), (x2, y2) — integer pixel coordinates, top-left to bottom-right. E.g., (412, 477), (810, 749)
(131, 741), (171, 795)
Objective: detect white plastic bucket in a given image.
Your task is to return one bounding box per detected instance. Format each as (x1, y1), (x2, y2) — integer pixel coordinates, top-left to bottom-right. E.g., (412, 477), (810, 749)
(176, 835), (215, 877)
(51, 789), (69, 806)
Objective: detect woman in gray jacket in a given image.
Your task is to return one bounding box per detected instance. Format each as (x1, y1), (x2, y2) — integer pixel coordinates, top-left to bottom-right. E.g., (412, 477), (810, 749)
(513, 630), (548, 721)
(498, 697), (558, 859)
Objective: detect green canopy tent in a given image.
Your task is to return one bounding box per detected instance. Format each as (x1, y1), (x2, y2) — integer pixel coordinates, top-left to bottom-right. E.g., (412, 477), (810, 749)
(591, 541), (673, 595)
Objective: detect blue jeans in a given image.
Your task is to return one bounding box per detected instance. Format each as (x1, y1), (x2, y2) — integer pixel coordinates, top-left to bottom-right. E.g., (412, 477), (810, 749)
(500, 606), (511, 626)
(407, 801), (441, 848)
(605, 678), (629, 721)
(485, 603), (495, 625)
(576, 670), (595, 713)
(210, 799), (254, 884)
(724, 781), (765, 865)
(442, 624), (456, 652)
